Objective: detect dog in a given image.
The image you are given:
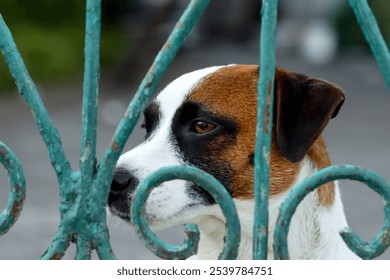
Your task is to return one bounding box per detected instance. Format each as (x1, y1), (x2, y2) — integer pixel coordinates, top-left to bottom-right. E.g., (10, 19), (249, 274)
(108, 64), (359, 259)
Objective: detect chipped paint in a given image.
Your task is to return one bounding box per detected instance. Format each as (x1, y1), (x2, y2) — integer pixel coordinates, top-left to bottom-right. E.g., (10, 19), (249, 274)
(253, 0), (278, 260)
(0, 143), (26, 236)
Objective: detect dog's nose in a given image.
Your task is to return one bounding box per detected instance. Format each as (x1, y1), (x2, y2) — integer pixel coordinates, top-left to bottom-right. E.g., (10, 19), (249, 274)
(108, 169), (139, 222)
(110, 168), (138, 194)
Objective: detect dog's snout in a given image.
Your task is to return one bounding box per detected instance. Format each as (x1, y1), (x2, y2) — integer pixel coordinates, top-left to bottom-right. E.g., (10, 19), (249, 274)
(108, 169), (139, 221)
(110, 169), (138, 194)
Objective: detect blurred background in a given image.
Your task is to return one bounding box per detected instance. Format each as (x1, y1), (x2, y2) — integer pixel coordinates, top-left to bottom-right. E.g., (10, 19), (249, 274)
(0, 0), (389, 259)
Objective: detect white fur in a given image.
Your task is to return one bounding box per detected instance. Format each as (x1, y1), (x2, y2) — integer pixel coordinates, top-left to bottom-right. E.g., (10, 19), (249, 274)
(114, 65), (359, 259)
(189, 158), (358, 259)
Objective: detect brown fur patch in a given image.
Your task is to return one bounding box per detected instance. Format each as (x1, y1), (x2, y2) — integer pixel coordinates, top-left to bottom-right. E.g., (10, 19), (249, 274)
(186, 65), (300, 199)
(307, 137), (335, 206)
(187, 65), (335, 205)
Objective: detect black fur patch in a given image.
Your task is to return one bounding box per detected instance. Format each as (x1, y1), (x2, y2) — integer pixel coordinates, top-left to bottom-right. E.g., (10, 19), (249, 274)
(142, 101), (161, 140)
(274, 69), (345, 162)
(170, 101), (237, 205)
(248, 153), (255, 165)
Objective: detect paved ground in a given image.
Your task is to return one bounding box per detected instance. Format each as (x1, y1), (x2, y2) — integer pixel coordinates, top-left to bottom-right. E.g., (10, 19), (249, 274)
(0, 38), (390, 259)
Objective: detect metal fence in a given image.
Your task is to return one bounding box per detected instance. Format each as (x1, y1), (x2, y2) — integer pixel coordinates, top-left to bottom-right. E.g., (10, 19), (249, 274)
(0, 0), (389, 260)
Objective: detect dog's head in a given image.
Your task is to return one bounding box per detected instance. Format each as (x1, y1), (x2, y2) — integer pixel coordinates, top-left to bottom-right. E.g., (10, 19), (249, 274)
(108, 64), (344, 229)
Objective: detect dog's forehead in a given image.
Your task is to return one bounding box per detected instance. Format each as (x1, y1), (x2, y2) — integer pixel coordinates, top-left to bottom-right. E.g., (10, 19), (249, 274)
(186, 64), (259, 119)
(155, 66), (225, 118)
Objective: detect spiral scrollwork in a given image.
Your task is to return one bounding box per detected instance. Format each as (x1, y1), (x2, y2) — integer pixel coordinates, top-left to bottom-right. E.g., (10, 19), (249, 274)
(273, 165), (390, 260)
(131, 165), (241, 260)
(0, 142), (26, 235)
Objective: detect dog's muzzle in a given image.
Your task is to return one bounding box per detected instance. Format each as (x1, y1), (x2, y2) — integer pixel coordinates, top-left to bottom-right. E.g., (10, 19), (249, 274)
(108, 168), (139, 222)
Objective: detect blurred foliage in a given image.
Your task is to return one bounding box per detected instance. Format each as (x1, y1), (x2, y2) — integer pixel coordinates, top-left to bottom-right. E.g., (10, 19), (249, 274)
(334, 1), (390, 52)
(0, 0), (128, 93)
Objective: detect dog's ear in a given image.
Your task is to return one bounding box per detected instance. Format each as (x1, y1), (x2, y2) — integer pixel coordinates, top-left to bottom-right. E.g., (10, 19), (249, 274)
(273, 68), (345, 163)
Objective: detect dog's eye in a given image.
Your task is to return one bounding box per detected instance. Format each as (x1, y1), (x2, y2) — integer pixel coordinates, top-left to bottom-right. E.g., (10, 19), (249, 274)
(191, 121), (216, 134)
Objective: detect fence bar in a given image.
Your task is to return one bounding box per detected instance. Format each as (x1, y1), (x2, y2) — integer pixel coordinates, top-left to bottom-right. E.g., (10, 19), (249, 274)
(0, 15), (72, 186)
(0, 143), (26, 235)
(94, 227), (117, 260)
(95, 0), (211, 199)
(348, 0), (390, 90)
(131, 166), (240, 260)
(253, 0), (278, 260)
(273, 165), (390, 260)
(40, 228), (71, 260)
(75, 236), (92, 260)
(80, 0), (101, 187)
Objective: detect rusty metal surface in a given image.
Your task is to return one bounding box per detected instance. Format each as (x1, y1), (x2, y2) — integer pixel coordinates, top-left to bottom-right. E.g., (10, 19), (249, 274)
(253, 0), (278, 260)
(0, 143), (26, 236)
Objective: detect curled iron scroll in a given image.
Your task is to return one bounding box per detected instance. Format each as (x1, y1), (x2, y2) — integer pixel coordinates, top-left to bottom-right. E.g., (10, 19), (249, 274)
(273, 165), (390, 260)
(0, 142), (26, 235)
(131, 165), (241, 260)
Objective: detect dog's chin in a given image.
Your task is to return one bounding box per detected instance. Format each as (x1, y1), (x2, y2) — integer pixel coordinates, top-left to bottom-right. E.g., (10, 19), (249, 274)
(108, 206), (131, 223)
(146, 205), (206, 231)
(109, 203), (206, 231)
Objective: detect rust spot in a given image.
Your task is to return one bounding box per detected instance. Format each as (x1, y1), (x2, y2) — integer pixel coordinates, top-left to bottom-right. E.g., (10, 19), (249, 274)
(381, 233), (389, 245)
(13, 183), (23, 194)
(163, 41), (171, 50)
(10, 185), (24, 217)
(50, 253), (62, 260)
(10, 199), (23, 218)
(146, 64), (156, 77)
(0, 146), (8, 157)
(110, 141), (120, 152)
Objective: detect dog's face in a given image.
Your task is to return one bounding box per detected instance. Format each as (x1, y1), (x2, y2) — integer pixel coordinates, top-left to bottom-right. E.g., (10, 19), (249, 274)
(108, 65), (344, 229)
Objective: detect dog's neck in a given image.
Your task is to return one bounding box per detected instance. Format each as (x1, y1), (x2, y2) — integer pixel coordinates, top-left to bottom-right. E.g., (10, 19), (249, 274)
(190, 158), (358, 260)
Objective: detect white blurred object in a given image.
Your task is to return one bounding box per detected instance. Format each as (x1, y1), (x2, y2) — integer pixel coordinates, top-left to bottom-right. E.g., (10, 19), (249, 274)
(278, 0), (341, 65)
(299, 20), (338, 65)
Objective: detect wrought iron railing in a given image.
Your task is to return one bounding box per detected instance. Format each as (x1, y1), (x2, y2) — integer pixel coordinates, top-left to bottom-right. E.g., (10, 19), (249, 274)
(0, 0), (389, 260)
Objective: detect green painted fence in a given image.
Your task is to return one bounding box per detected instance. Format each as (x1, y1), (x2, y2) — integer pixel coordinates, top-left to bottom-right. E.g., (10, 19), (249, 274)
(0, 0), (389, 260)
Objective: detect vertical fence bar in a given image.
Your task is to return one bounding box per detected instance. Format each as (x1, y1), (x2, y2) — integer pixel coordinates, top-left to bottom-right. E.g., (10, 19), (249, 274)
(348, 0), (390, 91)
(253, 0), (278, 260)
(80, 0), (101, 186)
